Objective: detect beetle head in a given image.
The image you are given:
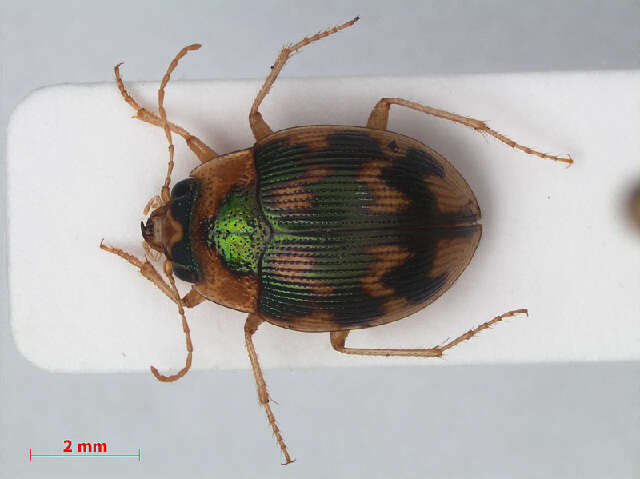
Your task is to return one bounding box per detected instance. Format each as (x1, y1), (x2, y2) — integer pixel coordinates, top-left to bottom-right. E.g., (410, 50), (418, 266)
(141, 178), (202, 283)
(141, 205), (171, 253)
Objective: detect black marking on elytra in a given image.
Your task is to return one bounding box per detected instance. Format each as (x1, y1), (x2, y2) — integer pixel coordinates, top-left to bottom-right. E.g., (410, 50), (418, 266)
(405, 148), (445, 178)
(379, 228), (459, 307)
(381, 150), (439, 221)
(325, 130), (383, 154)
(380, 147), (478, 225)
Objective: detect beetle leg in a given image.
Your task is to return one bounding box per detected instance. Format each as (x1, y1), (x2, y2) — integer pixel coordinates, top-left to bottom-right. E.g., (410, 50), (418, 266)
(100, 241), (203, 308)
(115, 62), (217, 164)
(244, 314), (294, 465)
(156, 46), (184, 204)
(143, 195), (164, 216)
(330, 309), (528, 357)
(100, 241), (197, 381)
(148, 260), (194, 383)
(101, 240), (178, 303)
(182, 287), (206, 308)
(367, 97), (572, 165)
(249, 17), (359, 141)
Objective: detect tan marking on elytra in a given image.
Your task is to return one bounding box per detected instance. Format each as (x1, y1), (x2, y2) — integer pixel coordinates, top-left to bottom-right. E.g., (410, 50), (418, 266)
(269, 166), (332, 210)
(294, 309), (336, 328)
(430, 234), (481, 279)
(265, 309), (335, 332)
(311, 283), (335, 297)
(382, 296), (409, 314)
(425, 174), (478, 215)
(256, 125), (356, 152)
(306, 309), (334, 322)
(264, 251), (319, 285)
(358, 160), (410, 213)
(285, 132), (331, 153)
(270, 189), (313, 209)
(269, 251), (316, 273)
(361, 245), (412, 298)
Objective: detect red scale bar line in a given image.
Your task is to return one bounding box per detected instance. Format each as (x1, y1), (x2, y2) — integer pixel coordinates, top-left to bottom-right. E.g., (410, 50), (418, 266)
(30, 453), (139, 458)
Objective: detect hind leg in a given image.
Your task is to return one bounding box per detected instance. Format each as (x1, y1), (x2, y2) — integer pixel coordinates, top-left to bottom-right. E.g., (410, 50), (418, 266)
(331, 309), (528, 357)
(367, 97), (572, 165)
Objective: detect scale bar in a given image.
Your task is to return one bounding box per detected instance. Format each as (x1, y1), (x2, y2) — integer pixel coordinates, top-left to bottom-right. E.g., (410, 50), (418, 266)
(30, 448), (141, 461)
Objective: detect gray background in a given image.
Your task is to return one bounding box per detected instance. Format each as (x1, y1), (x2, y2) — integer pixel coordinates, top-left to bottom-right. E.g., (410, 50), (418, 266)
(1, 1), (639, 477)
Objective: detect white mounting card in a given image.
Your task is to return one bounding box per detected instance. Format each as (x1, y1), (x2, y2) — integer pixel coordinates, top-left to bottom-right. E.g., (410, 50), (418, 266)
(7, 71), (640, 373)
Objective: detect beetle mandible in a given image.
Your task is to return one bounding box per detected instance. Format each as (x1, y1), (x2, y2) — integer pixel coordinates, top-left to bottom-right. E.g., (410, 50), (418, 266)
(101, 17), (571, 464)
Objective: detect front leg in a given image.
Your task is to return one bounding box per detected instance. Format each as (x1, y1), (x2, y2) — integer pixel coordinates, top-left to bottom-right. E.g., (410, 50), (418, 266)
(115, 49), (217, 164)
(100, 241), (197, 381)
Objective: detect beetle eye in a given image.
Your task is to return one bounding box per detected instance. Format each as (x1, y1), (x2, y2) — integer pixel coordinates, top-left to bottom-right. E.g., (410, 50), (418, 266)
(171, 178), (197, 200)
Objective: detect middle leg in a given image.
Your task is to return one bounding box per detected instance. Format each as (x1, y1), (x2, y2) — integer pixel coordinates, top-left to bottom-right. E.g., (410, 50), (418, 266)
(244, 314), (294, 464)
(249, 17), (359, 141)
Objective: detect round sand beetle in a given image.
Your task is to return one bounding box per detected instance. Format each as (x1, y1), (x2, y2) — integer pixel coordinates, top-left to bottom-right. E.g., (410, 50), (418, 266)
(101, 17), (571, 464)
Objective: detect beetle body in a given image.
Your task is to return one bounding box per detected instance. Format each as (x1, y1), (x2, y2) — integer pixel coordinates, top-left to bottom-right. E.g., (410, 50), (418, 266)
(150, 126), (481, 333)
(104, 17), (568, 463)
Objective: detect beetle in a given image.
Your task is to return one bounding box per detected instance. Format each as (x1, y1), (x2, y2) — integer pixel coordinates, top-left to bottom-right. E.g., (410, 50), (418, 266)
(101, 17), (571, 464)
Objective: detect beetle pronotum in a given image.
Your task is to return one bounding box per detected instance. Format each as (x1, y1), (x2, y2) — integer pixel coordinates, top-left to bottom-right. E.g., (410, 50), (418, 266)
(101, 17), (570, 463)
